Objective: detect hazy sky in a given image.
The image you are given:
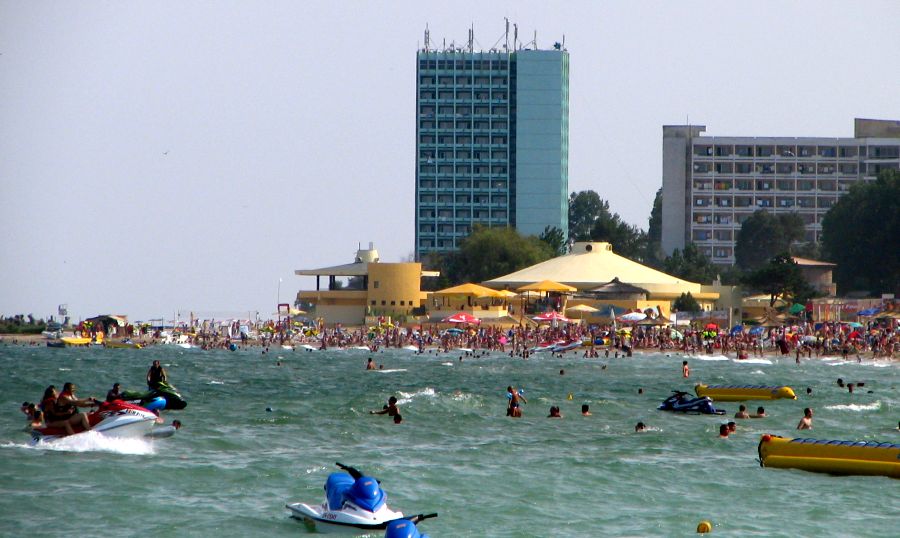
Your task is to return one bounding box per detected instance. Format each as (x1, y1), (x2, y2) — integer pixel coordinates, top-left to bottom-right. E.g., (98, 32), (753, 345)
(2, 1), (899, 322)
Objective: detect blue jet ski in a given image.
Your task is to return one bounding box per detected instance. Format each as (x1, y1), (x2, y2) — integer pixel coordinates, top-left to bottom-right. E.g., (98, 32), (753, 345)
(658, 390), (726, 415)
(385, 513), (437, 538)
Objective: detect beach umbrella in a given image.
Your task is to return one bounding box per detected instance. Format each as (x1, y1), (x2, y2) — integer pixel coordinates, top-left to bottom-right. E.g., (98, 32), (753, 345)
(433, 283), (501, 298)
(442, 312), (481, 324)
(789, 303), (807, 315)
(705, 322), (719, 330)
(566, 304), (599, 321)
(847, 330), (861, 339)
(619, 312), (647, 322)
(729, 324), (744, 335)
(801, 335), (817, 344)
(749, 326), (766, 336)
(669, 329), (684, 340)
(533, 311), (570, 323)
(847, 322), (863, 328)
(856, 307), (881, 317)
(517, 280), (577, 293)
(445, 327), (464, 335)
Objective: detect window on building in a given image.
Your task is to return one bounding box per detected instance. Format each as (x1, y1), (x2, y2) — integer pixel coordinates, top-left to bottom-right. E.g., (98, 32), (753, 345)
(370, 300), (376, 306)
(381, 300), (386, 306)
(373, 281), (379, 289)
(390, 301), (396, 306)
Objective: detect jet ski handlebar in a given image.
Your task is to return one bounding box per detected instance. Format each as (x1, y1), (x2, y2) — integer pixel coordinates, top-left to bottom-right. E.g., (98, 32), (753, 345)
(406, 513), (438, 523)
(335, 462), (363, 480)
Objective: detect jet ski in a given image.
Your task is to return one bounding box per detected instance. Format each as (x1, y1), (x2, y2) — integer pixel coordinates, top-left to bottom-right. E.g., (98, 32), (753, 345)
(658, 391), (726, 415)
(385, 513), (437, 538)
(286, 462), (406, 534)
(121, 381), (187, 410)
(31, 400), (163, 443)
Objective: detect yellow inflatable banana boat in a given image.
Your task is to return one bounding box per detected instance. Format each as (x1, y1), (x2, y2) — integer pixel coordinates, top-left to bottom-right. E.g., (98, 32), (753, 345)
(694, 384), (796, 401)
(758, 434), (900, 478)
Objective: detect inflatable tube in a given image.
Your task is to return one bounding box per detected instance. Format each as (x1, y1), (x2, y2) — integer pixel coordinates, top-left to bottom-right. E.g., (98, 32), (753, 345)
(758, 434), (900, 478)
(143, 396), (166, 411)
(695, 384), (796, 402)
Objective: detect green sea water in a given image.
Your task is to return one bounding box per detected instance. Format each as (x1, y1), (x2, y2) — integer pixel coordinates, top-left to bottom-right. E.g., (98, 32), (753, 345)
(1, 344), (897, 537)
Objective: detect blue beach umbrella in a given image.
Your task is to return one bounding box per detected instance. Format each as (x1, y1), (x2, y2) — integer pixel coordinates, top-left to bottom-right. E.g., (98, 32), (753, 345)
(749, 326), (765, 336)
(730, 324), (744, 335)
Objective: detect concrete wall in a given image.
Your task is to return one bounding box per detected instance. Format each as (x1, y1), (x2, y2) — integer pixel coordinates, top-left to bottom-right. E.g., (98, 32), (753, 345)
(367, 263), (425, 315)
(514, 50), (569, 238)
(662, 125), (704, 254)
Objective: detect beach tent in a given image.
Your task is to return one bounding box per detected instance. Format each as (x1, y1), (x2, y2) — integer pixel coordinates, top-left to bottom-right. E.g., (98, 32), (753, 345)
(619, 311), (646, 322)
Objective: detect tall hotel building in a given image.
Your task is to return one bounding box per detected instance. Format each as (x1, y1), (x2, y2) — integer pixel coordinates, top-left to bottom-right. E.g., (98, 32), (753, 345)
(415, 27), (569, 260)
(662, 118), (900, 265)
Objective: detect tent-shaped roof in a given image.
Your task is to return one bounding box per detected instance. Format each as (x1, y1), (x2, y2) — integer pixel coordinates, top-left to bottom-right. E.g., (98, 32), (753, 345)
(433, 283), (501, 298)
(484, 242), (703, 295)
(588, 277), (649, 296)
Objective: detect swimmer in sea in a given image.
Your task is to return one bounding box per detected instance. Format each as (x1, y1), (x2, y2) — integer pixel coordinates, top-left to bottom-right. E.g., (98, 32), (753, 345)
(682, 360), (690, 378)
(718, 424), (729, 438)
(727, 421), (736, 433)
(548, 406), (562, 418)
(370, 396), (398, 416)
(581, 404), (591, 416)
(751, 406), (766, 418)
(734, 404), (750, 419)
(797, 408), (813, 430)
(366, 358), (375, 370)
(635, 422), (646, 432)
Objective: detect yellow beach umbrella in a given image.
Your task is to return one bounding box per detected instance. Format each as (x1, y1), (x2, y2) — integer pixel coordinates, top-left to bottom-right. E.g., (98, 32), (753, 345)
(517, 280), (577, 293)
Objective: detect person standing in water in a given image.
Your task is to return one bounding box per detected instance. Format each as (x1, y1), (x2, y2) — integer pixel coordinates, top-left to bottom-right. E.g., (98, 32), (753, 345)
(507, 386), (526, 418)
(682, 361), (690, 378)
(147, 360), (167, 389)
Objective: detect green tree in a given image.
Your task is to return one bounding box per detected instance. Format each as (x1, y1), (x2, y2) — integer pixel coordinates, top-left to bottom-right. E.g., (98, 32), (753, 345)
(440, 225), (553, 285)
(644, 188), (664, 267)
(568, 190), (605, 241)
(821, 169), (900, 294)
(589, 211), (647, 261)
(734, 211), (805, 271)
(539, 225), (567, 256)
(663, 243), (718, 284)
(741, 253), (817, 307)
(673, 292), (701, 313)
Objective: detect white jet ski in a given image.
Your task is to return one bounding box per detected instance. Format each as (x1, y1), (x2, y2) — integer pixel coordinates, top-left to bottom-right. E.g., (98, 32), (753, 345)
(31, 400), (161, 443)
(286, 463), (404, 534)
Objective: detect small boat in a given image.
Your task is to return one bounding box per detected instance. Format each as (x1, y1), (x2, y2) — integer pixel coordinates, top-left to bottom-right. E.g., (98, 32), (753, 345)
(104, 340), (142, 349)
(121, 381), (188, 410)
(31, 400), (162, 443)
(551, 340), (581, 352)
(60, 335), (103, 347)
(695, 384), (796, 402)
(529, 341), (565, 353)
(658, 391), (725, 415)
(287, 463), (412, 534)
(758, 434), (900, 478)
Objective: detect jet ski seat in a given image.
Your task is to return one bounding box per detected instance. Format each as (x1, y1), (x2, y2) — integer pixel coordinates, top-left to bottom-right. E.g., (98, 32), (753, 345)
(325, 473), (355, 510)
(346, 475), (385, 512)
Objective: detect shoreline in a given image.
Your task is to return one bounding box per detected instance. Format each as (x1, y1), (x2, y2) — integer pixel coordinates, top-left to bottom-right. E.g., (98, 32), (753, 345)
(2, 332), (895, 362)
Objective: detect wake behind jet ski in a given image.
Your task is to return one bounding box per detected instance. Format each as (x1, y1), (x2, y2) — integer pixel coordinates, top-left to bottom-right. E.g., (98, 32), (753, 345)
(287, 462), (415, 534)
(658, 391), (726, 415)
(31, 400), (166, 443)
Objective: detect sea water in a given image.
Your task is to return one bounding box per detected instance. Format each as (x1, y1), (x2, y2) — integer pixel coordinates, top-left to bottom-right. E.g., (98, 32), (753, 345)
(0, 344), (897, 537)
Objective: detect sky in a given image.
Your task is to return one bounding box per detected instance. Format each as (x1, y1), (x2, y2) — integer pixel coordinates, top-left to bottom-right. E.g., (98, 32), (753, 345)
(2, 1), (899, 322)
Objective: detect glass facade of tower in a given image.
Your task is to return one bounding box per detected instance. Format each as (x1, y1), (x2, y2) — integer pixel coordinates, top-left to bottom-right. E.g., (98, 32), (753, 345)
(415, 48), (569, 260)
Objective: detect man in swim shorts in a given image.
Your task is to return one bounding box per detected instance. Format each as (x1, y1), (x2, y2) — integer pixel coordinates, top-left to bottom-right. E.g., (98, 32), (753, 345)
(734, 404), (750, 419)
(506, 386), (526, 418)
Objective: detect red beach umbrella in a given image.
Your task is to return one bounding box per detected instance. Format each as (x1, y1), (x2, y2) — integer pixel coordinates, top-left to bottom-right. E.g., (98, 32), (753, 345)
(442, 312), (481, 325)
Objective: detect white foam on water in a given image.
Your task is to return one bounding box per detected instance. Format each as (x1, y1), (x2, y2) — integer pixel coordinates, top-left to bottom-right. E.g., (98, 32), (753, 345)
(824, 401), (881, 412)
(349, 346), (370, 351)
(823, 360), (852, 366)
(402, 345), (420, 352)
(24, 431), (156, 455)
(397, 387), (436, 404)
(441, 362), (454, 367)
(734, 358), (772, 365)
(454, 348), (473, 353)
(691, 355), (729, 361)
(281, 345), (293, 351)
(751, 369), (766, 375)
(301, 345), (318, 351)
(376, 369), (407, 373)
(207, 380), (225, 385)
(58, 367), (71, 371)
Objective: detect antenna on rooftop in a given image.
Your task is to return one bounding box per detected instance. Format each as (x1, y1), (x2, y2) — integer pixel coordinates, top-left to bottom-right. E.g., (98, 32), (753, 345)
(424, 24), (430, 52)
(468, 24), (474, 52)
(513, 23), (518, 50)
(534, 30), (537, 49)
(504, 18), (509, 51)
